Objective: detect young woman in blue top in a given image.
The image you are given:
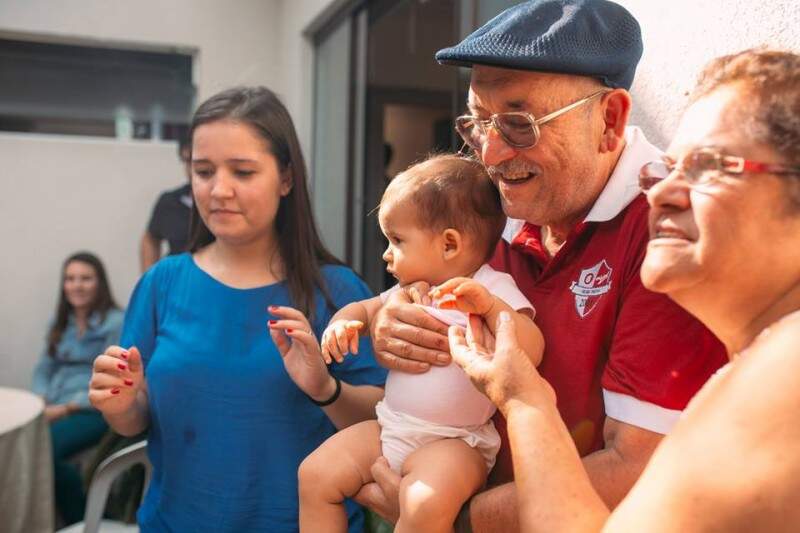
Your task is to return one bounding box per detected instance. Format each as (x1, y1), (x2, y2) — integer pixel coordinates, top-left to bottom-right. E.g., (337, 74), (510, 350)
(88, 87), (387, 532)
(32, 251), (124, 525)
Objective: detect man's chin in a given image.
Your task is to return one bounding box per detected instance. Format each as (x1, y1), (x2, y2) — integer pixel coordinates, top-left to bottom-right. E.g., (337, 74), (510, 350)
(499, 198), (529, 220)
(498, 185), (547, 221)
(501, 201), (546, 226)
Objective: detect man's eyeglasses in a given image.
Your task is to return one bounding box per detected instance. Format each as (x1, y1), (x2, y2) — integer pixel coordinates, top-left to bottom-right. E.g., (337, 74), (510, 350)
(639, 148), (800, 191)
(455, 89), (610, 152)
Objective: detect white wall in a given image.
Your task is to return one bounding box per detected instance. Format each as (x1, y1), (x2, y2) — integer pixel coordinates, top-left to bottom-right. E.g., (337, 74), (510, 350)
(0, 0), (343, 390)
(0, 0), (282, 103)
(0, 135), (181, 383)
(275, 0), (337, 154)
(0, 0), (287, 389)
(619, 0), (800, 149)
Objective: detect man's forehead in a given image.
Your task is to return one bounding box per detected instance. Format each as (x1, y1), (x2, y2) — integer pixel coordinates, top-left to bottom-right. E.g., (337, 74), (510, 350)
(468, 66), (580, 110)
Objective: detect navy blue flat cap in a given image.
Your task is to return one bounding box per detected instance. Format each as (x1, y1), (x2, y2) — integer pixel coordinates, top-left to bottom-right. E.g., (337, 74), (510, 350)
(435, 0), (643, 90)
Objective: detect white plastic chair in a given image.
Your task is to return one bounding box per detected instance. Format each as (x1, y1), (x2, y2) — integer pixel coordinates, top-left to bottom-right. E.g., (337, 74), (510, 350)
(58, 440), (151, 533)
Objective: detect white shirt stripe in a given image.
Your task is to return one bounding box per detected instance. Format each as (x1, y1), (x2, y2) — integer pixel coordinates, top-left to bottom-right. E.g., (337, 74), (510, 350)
(603, 389), (682, 435)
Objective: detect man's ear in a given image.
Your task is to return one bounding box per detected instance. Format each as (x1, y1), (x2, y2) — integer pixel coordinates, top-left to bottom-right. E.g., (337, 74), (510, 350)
(280, 165), (293, 197)
(598, 89), (631, 153)
(442, 229), (462, 260)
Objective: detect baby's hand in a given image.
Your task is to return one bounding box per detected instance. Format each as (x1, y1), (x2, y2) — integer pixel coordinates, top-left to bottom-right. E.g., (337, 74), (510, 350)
(321, 319), (364, 364)
(431, 277), (495, 315)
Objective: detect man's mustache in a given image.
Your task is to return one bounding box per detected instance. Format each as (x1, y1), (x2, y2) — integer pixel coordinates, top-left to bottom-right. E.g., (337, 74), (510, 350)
(485, 158), (542, 179)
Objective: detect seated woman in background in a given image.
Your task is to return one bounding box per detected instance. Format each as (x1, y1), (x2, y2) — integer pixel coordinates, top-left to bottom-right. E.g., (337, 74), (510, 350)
(449, 48), (800, 532)
(32, 251), (124, 525)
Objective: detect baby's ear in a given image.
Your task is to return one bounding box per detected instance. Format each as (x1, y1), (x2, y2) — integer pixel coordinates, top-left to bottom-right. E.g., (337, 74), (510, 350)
(442, 228), (463, 260)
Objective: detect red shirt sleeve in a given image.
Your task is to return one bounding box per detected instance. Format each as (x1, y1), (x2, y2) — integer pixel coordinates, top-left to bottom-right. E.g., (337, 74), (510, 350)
(601, 223), (727, 411)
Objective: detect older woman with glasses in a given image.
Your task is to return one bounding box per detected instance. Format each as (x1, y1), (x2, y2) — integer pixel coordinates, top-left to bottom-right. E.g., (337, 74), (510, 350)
(449, 48), (800, 532)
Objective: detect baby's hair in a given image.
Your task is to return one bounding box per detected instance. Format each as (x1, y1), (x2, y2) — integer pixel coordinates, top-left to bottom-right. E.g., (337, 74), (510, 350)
(380, 153), (506, 263)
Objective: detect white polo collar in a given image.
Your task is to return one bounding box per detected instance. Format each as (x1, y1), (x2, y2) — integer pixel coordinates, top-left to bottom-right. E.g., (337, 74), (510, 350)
(584, 126), (663, 223)
(502, 126), (663, 242)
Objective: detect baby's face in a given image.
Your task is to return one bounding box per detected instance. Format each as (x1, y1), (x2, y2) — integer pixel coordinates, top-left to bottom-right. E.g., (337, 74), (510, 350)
(378, 201), (449, 286)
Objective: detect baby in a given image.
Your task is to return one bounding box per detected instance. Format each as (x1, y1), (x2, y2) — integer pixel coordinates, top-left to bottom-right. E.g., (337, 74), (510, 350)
(298, 154), (543, 533)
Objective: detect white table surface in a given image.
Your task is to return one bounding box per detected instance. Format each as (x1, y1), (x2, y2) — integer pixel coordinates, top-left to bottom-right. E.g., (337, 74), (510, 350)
(0, 387), (54, 533)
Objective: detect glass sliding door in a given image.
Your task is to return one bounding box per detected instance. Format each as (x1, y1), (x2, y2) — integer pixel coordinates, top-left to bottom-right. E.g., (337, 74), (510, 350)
(312, 17), (353, 263)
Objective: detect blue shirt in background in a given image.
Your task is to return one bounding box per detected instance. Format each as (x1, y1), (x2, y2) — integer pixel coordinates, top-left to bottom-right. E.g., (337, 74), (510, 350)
(121, 253), (387, 533)
(32, 309), (124, 408)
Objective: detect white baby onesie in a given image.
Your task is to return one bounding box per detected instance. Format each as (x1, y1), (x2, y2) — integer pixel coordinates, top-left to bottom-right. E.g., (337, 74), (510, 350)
(377, 264), (533, 472)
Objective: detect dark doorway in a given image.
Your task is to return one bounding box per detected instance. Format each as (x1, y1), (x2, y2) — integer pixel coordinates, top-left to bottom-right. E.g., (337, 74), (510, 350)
(361, 0), (460, 291)
(309, 0), (522, 289)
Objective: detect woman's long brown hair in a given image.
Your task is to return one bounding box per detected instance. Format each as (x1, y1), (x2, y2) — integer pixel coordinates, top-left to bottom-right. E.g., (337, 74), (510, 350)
(187, 87), (343, 321)
(48, 252), (119, 356)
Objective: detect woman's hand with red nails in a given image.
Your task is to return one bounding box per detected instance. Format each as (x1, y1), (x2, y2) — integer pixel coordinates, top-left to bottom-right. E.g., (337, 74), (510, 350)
(89, 345), (145, 416)
(268, 305), (334, 402)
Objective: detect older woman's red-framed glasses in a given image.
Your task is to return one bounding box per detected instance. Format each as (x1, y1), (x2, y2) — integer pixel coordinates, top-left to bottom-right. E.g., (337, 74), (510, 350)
(639, 148), (800, 191)
(455, 89), (610, 151)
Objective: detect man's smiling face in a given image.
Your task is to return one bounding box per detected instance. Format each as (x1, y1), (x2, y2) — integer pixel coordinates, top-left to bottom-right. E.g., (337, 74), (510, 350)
(468, 66), (611, 230)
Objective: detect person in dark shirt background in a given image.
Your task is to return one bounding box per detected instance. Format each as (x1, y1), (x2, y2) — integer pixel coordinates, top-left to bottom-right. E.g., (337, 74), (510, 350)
(139, 136), (193, 272)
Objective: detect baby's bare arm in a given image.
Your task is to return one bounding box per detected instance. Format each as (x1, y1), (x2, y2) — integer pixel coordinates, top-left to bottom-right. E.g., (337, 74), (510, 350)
(329, 296), (384, 336)
(484, 298), (544, 367)
(322, 297), (385, 363)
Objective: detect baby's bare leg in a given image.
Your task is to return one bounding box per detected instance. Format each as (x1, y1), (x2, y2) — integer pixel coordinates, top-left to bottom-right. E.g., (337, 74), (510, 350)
(395, 438), (487, 533)
(299, 420), (382, 533)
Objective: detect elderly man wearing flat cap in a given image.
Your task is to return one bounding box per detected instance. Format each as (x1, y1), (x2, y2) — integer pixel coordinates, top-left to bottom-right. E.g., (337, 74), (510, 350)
(357, 0), (728, 531)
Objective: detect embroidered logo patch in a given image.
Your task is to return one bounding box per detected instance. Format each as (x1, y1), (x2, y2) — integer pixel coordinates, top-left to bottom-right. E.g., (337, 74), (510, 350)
(569, 260), (613, 318)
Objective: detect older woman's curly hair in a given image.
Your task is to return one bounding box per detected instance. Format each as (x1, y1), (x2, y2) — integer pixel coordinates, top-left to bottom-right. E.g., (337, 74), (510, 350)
(691, 48), (800, 208)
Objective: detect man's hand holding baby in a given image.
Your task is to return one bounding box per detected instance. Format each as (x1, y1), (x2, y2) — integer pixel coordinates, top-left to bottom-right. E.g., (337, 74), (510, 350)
(371, 288), (451, 373)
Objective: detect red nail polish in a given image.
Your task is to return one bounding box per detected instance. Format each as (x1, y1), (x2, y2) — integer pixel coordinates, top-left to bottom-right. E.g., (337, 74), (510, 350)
(118, 363), (127, 370)
(268, 320), (277, 325)
(111, 388), (120, 395)
(120, 352), (129, 360)
(287, 328), (294, 333)
(124, 379), (134, 386)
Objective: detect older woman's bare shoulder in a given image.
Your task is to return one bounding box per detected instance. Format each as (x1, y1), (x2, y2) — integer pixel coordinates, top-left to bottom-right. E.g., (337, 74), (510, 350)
(730, 310), (800, 394)
(748, 310), (800, 354)
(610, 312), (800, 532)
(736, 310), (800, 390)
(673, 310), (800, 528)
